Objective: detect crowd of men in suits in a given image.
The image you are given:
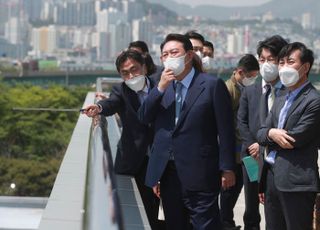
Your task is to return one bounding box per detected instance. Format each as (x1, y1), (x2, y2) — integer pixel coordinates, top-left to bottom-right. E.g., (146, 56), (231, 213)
(82, 32), (320, 230)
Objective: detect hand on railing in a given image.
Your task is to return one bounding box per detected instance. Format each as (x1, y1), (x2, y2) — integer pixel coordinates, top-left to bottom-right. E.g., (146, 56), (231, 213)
(95, 92), (108, 101)
(80, 104), (102, 127)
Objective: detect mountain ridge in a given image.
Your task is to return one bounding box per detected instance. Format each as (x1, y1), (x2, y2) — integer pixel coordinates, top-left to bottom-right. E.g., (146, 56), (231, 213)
(147, 0), (320, 24)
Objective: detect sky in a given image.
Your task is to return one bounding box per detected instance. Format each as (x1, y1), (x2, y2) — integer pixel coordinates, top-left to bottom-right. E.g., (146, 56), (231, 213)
(174, 0), (272, 7)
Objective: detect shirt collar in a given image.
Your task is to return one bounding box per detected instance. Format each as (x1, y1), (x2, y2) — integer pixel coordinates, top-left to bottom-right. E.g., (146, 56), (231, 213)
(287, 80), (309, 100)
(177, 67), (195, 89)
(273, 80), (283, 90)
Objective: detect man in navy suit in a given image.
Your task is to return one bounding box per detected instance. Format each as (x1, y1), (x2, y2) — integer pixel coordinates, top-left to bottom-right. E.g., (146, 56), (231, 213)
(139, 33), (236, 230)
(257, 42), (320, 230)
(83, 50), (162, 229)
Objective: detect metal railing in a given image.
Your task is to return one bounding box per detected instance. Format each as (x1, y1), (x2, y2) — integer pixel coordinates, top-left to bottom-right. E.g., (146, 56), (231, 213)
(38, 77), (150, 229)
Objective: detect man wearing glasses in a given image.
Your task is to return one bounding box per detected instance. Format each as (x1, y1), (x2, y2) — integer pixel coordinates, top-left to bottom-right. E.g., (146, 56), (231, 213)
(83, 50), (162, 230)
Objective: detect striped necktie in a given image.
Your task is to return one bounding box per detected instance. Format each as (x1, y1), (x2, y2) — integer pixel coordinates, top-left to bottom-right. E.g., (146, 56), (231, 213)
(175, 81), (183, 124)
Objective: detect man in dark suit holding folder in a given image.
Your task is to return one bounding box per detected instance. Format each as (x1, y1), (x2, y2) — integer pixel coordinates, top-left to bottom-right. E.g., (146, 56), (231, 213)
(238, 35), (288, 230)
(139, 33), (236, 230)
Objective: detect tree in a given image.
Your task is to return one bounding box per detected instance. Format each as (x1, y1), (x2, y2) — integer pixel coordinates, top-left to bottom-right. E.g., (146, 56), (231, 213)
(0, 81), (90, 196)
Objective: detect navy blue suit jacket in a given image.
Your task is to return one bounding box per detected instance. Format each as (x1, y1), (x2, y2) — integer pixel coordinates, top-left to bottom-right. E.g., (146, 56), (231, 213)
(98, 77), (155, 176)
(139, 70), (236, 191)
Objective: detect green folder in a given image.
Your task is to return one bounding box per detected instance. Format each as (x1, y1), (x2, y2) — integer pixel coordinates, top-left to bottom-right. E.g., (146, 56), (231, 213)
(242, 156), (259, 182)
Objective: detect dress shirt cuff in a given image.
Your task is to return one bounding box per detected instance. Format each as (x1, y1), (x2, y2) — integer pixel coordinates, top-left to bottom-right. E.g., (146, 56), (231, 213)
(157, 86), (165, 94)
(266, 128), (273, 142)
(96, 104), (103, 114)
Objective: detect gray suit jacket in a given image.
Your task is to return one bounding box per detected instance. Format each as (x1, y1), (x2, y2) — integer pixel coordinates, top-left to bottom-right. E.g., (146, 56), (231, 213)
(257, 82), (320, 192)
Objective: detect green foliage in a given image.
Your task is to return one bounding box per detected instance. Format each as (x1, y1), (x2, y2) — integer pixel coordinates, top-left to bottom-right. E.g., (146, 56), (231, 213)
(0, 157), (61, 196)
(0, 80), (89, 195)
(0, 82), (88, 159)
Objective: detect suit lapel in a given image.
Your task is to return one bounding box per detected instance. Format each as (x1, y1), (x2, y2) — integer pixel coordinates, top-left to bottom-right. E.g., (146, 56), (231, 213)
(283, 83), (312, 127)
(175, 72), (205, 130)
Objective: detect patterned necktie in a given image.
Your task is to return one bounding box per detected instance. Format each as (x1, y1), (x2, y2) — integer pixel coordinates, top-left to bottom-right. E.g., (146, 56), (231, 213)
(268, 86), (275, 112)
(175, 81), (183, 124)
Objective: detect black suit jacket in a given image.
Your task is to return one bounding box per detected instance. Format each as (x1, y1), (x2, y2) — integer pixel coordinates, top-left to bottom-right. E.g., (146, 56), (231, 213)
(238, 82), (263, 159)
(257, 82), (320, 192)
(97, 77), (155, 175)
(238, 82), (287, 186)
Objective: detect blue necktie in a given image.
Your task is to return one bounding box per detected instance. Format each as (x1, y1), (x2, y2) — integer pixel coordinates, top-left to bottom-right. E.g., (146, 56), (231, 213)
(175, 81), (183, 124)
(266, 93), (292, 164)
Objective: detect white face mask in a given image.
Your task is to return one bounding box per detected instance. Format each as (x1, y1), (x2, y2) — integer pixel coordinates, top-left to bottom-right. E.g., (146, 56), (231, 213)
(163, 55), (186, 76)
(242, 76), (257, 86)
(124, 75), (146, 92)
(260, 62), (279, 82)
(279, 66), (301, 87)
(195, 50), (203, 59)
(202, 56), (214, 71)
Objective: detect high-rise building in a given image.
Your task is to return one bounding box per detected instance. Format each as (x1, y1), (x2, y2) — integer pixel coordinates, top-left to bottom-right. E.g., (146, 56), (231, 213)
(41, 1), (54, 21)
(301, 12), (313, 30)
(96, 8), (127, 32)
(31, 25), (58, 55)
(97, 31), (111, 62)
(54, 2), (95, 26)
(122, 0), (145, 22)
(23, 0), (42, 22)
(132, 17), (152, 47)
(5, 17), (29, 45)
(108, 21), (131, 59)
(227, 30), (244, 55)
(78, 2), (96, 26)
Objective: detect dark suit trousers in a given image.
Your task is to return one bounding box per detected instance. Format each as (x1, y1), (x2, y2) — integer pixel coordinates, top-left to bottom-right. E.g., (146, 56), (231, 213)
(242, 163), (261, 230)
(160, 161), (222, 230)
(135, 156), (164, 230)
(265, 167), (316, 230)
(220, 163), (243, 227)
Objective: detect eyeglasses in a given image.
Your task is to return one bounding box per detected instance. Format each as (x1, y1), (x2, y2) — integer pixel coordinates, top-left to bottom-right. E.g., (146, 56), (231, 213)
(259, 57), (277, 64)
(193, 46), (203, 53)
(120, 65), (143, 79)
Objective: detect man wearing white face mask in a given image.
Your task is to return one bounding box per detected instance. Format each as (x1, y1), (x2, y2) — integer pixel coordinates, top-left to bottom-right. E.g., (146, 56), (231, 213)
(222, 54), (259, 230)
(82, 50), (163, 230)
(185, 30), (206, 73)
(185, 30), (205, 59)
(139, 33), (236, 230)
(202, 40), (215, 72)
(237, 35), (288, 230)
(257, 42), (320, 230)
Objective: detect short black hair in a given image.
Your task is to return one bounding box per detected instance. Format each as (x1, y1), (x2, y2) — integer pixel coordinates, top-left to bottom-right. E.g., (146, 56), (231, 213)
(237, 54), (260, 72)
(184, 30), (205, 44)
(278, 42), (314, 76)
(115, 50), (145, 73)
(257, 35), (288, 59)
(128, 40), (149, 53)
(203, 40), (214, 51)
(160, 33), (193, 53)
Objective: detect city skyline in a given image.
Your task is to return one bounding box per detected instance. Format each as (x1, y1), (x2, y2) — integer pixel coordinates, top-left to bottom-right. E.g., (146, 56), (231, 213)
(173, 0), (271, 7)
(0, 0), (319, 74)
